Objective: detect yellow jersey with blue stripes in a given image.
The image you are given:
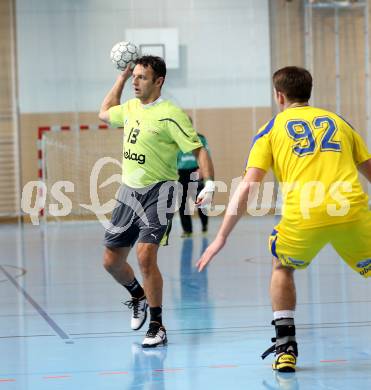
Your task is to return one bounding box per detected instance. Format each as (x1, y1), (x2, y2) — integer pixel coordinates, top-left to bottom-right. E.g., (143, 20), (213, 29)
(246, 106), (371, 228)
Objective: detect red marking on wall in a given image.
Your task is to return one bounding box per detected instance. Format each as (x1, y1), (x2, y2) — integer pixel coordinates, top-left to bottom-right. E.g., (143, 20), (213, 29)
(38, 126), (50, 139)
(0, 378), (16, 382)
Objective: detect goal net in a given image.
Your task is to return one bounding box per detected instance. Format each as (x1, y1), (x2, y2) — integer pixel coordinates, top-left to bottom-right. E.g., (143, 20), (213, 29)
(40, 126), (122, 221)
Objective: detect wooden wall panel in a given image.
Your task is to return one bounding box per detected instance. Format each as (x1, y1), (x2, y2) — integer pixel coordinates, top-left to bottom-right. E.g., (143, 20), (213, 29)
(269, 0), (370, 195)
(311, 8), (338, 111)
(270, 1), (369, 138)
(310, 7), (367, 135)
(269, 0), (305, 70)
(3, 0), (371, 220)
(339, 7), (366, 135)
(0, 0), (13, 113)
(0, 0), (18, 217)
(20, 107), (272, 212)
(270, 1), (368, 126)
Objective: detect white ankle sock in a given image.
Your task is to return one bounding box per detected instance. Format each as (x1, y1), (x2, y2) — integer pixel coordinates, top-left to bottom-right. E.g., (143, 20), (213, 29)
(273, 310), (295, 320)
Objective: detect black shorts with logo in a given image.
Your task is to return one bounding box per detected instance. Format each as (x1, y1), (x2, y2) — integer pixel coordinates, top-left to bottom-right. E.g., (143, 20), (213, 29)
(104, 181), (180, 248)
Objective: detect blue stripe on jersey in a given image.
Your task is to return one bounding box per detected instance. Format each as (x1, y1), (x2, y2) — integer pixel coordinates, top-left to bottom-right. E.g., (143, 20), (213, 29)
(244, 116), (276, 173)
(271, 235), (278, 258)
(251, 116), (276, 147)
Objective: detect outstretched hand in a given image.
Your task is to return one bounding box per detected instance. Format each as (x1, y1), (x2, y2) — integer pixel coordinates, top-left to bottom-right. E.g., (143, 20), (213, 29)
(196, 236), (226, 272)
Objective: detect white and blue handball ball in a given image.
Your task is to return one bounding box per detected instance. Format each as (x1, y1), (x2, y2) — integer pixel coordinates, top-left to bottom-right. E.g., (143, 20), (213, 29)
(110, 41), (140, 71)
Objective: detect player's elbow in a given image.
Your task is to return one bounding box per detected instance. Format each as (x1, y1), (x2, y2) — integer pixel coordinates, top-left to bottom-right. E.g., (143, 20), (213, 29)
(192, 147), (202, 158)
(244, 167), (266, 183)
(98, 110), (110, 124)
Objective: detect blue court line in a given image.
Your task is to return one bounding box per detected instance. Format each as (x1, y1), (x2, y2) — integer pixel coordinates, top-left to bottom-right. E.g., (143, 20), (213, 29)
(0, 265), (72, 343)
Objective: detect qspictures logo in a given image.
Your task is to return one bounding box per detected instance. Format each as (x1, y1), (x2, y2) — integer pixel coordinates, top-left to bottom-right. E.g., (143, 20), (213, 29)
(20, 160), (362, 228)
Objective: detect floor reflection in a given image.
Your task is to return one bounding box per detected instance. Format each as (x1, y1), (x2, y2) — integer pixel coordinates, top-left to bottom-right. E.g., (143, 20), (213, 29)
(180, 236), (210, 304)
(129, 342), (168, 390)
(263, 372), (300, 390)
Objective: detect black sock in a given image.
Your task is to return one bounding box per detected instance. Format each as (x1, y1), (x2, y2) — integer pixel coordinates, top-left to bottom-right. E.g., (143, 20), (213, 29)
(123, 278), (145, 299)
(149, 307), (162, 325)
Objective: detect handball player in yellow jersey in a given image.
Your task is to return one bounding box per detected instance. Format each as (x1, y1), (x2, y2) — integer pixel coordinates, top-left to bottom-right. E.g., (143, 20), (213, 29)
(99, 56), (215, 348)
(197, 66), (371, 371)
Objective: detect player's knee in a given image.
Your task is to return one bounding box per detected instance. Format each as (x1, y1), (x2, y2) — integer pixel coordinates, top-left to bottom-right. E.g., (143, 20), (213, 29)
(137, 253), (156, 277)
(103, 248), (121, 273)
(138, 256), (155, 276)
(137, 243), (159, 276)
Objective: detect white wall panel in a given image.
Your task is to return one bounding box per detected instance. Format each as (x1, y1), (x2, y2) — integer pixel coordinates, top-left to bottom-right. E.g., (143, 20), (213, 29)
(16, 0), (270, 113)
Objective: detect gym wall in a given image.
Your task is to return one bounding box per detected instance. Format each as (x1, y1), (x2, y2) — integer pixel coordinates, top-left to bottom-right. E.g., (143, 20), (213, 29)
(1, 0), (370, 220)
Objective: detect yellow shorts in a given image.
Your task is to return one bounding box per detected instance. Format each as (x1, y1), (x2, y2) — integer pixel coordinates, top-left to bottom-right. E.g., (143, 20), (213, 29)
(269, 212), (371, 278)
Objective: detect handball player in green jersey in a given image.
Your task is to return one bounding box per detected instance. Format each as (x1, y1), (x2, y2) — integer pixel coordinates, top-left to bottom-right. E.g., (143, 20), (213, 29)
(99, 55), (215, 347)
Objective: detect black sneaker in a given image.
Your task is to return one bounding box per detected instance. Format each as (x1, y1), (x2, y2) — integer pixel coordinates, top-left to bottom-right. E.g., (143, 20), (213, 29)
(142, 321), (167, 348)
(124, 297), (148, 330)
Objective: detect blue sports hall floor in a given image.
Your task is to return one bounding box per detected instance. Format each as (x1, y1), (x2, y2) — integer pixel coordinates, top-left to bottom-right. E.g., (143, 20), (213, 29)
(1, 215), (371, 390)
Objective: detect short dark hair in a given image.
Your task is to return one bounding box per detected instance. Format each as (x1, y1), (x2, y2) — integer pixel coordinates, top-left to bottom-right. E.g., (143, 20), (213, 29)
(273, 66), (312, 102)
(134, 55), (167, 82)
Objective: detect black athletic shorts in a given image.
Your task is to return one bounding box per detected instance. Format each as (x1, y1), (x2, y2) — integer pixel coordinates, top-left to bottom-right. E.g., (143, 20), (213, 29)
(104, 181), (180, 248)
